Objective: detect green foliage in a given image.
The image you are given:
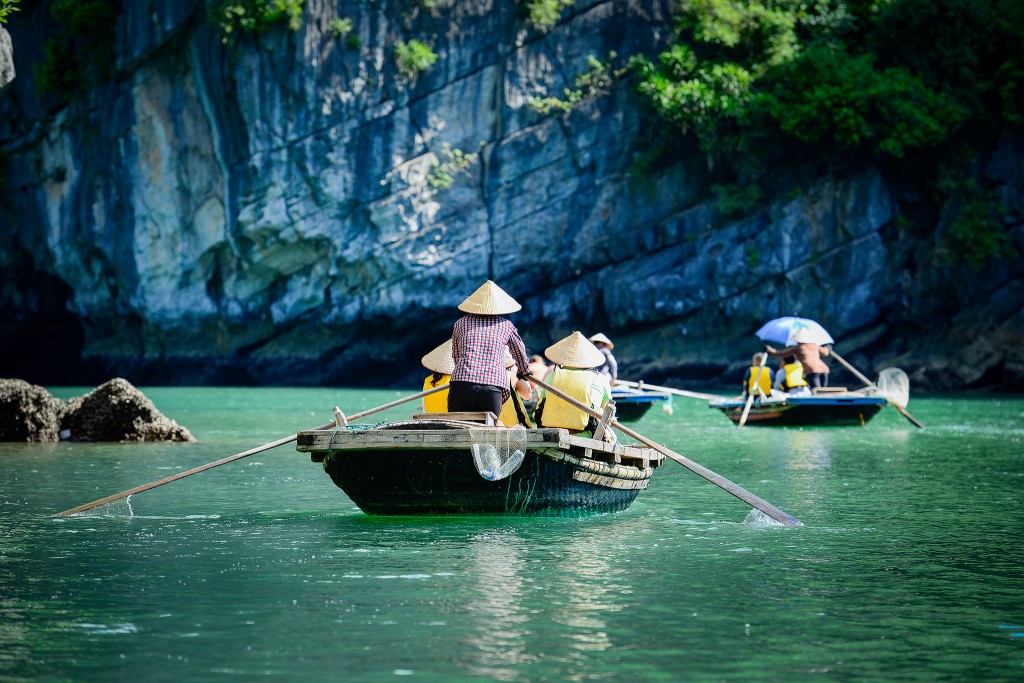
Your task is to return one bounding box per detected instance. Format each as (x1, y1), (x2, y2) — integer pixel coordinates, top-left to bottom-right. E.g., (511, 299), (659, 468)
(636, 0), (1024, 167)
(215, 0), (305, 43)
(328, 17), (352, 39)
(937, 175), (1017, 271)
(0, 0), (20, 24)
(713, 182), (764, 218)
(755, 44), (966, 158)
(633, 0), (1024, 267)
(427, 143), (479, 190)
(35, 0), (117, 99)
(526, 0), (574, 32)
(394, 39), (437, 79)
(528, 54), (626, 116)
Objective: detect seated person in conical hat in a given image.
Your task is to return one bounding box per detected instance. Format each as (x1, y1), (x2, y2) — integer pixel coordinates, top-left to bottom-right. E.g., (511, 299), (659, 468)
(534, 331), (614, 441)
(498, 351), (534, 428)
(588, 332), (618, 386)
(743, 352), (773, 399)
(421, 340), (454, 413)
(449, 280), (531, 419)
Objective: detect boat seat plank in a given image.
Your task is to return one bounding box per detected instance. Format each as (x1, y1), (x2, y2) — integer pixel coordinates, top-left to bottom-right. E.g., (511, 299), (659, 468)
(296, 427), (567, 452)
(411, 411), (496, 424)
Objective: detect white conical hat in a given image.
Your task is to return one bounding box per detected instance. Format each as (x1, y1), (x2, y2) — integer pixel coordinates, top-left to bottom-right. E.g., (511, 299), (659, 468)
(421, 340), (455, 375)
(458, 280), (522, 315)
(545, 331), (606, 369)
(504, 350), (516, 369)
(588, 332), (614, 349)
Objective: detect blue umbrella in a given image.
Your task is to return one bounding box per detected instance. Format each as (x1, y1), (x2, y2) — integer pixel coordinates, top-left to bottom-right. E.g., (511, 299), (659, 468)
(755, 317), (834, 347)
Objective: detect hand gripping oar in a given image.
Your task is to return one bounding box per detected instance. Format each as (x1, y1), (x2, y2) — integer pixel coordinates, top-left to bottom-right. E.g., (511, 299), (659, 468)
(530, 375), (803, 527)
(738, 352), (770, 428)
(52, 384), (450, 517)
(829, 350), (924, 429)
(616, 379), (723, 401)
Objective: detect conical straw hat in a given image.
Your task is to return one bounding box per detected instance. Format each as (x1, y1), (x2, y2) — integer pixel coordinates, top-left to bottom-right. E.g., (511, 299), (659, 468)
(503, 350), (516, 369)
(545, 331), (606, 369)
(458, 280), (522, 315)
(588, 332), (614, 349)
(421, 340), (455, 375)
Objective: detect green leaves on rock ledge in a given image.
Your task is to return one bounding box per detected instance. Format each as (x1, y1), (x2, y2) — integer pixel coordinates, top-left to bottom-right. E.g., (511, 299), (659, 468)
(215, 0), (306, 43)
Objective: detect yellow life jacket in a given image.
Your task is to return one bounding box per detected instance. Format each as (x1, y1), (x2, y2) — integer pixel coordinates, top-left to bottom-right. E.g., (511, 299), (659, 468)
(782, 362), (808, 390)
(537, 367), (594, 430)
(747, 366), (772, 396)
(422, 374), (450, 413)
(499, 390), (534, 428)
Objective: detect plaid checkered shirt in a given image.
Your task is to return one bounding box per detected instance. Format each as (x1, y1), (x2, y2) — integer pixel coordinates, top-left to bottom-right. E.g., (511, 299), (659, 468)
(451, 315), (530, 401)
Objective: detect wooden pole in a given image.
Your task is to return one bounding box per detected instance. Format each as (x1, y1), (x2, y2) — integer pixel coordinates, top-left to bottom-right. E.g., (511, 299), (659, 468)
(51, 384), (451, 517)
(738, 352), (769, 428)
(531, 375), (803, 527)
(616, 380), (724, 402)
(829, 350), (924, 429)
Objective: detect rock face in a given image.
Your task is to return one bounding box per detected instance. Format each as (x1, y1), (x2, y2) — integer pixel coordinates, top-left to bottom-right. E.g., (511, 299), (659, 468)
(0, 378), (194, 442)
(0, 26), (12, 88)
(0, 379), (65, 442)
(0, 1), (1022, 391)
(61, 378), (195, 442)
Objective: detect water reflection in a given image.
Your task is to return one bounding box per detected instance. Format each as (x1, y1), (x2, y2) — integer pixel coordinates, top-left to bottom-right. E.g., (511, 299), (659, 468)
(461, 530), (532, 680)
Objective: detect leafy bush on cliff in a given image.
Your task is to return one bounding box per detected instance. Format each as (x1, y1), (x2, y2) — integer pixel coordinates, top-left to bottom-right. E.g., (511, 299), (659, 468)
(0, 0), (19, 24)
(35, 0), (118, 99)
(394, 39), (437, 79)
(635, 0), (1024, 263)
(215, 0), (305, 42)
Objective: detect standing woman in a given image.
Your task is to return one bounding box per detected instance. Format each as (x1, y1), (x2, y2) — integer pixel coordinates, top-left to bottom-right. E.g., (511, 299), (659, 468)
(449, 280), (531, 417)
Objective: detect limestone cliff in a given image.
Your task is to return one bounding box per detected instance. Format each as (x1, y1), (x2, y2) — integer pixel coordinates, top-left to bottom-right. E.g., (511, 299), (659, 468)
(1, 1), (1022, 391)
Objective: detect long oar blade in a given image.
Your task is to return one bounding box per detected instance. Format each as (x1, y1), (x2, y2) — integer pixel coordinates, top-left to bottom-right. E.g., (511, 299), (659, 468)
(531, 376), (803, 526)
(830, 350), (924, 429)
(616, 380), (723, 401)
(51, 384), (449, 517)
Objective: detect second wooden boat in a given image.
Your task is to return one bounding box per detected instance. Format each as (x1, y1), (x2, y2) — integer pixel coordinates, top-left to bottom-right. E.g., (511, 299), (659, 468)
(708, 390), (887, 426)
(296, 412), (664, 516)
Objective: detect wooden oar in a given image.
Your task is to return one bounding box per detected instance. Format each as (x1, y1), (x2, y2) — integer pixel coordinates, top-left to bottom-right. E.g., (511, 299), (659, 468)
(52, 384), (450, 517)
(829, 350), (924, 429)
(531, 375), (803, 526)
(616, 379), (724, 401)
(737, 352), (769, 428)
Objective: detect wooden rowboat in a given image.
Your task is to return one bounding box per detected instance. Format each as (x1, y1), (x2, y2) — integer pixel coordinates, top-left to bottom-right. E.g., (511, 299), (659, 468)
(295, 412), (663, 516)
(708, 389), (887, 427)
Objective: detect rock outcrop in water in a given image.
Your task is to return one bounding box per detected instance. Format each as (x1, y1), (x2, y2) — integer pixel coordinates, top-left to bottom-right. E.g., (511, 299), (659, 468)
(0, 2), (1021, 391)
(0, 379), (65, 442)
(0, 378), (194, 442)
(61, 378), (195, 443)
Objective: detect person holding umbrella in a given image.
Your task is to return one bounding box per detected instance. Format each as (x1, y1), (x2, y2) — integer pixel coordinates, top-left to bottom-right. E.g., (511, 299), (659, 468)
(765, 328), (831, 389)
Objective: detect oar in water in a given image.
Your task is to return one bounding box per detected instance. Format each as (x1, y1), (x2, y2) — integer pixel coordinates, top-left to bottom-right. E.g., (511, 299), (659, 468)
(52, 384), (450, 517)
(829, 350), (924, 429)
(737, 352), (770, 428)
(530, 375), (803, 527)
(616, 379), (723, 401)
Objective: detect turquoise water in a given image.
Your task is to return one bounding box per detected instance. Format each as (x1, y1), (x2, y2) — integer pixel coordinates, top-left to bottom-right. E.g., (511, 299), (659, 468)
(2, 388), (1023, 681)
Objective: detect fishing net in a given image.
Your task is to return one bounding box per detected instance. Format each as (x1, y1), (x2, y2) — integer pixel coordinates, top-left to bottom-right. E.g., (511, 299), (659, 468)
(470, 425), (527, 481)
(876, 368), (910, 408)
